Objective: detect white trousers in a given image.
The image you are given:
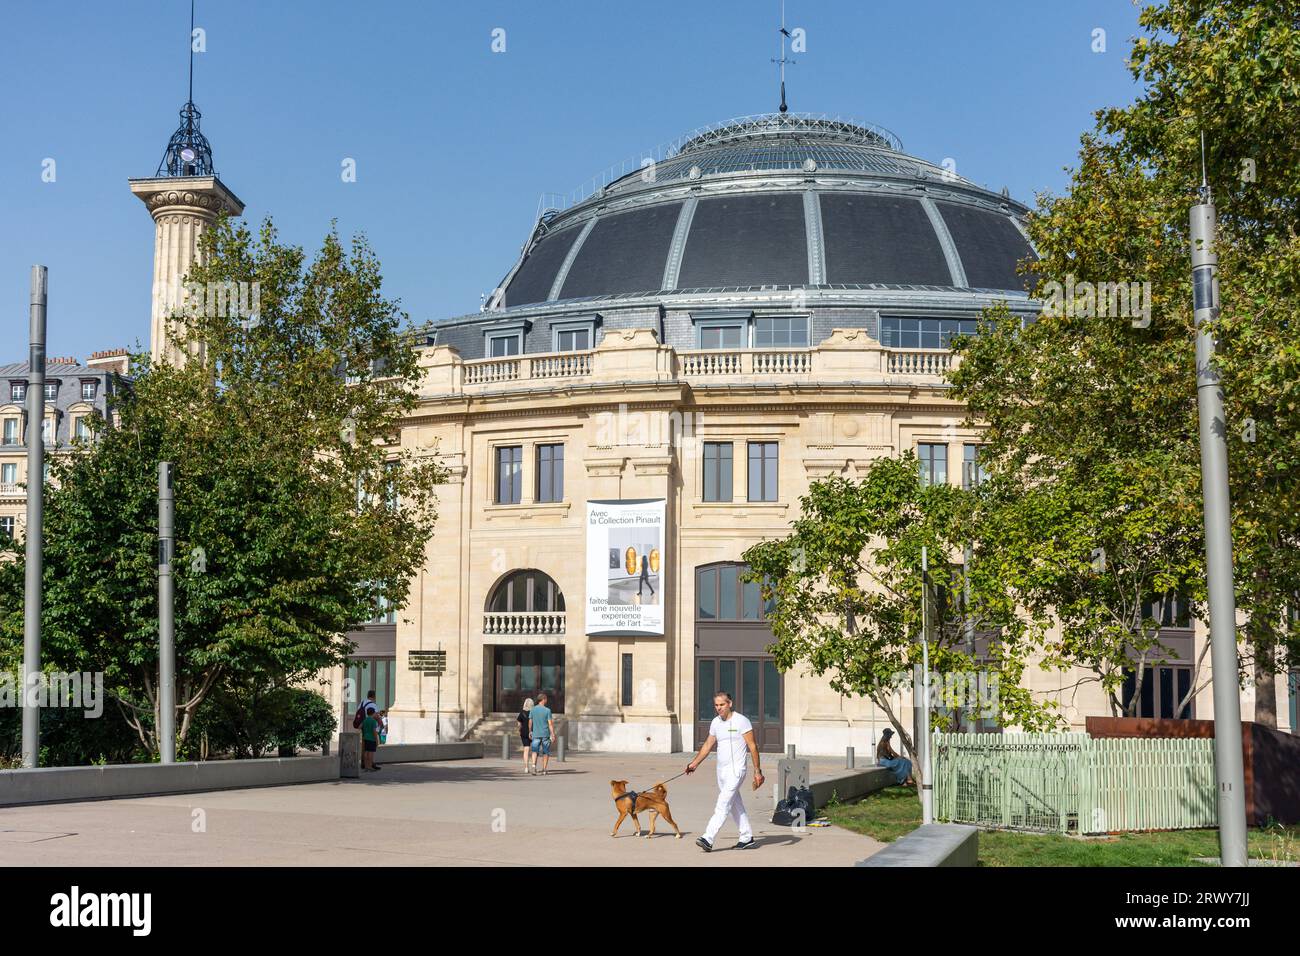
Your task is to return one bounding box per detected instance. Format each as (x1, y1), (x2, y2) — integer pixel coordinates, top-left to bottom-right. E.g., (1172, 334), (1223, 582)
(704, 772), (752, 843)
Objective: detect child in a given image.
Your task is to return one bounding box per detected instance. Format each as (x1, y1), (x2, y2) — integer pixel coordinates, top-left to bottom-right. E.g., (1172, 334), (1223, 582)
(361, 708), (381, 772)
(379, 709), (389, 745)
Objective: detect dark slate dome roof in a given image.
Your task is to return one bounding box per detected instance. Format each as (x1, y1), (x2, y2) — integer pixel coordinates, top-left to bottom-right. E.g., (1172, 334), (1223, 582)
(492, 113), (1035, 310)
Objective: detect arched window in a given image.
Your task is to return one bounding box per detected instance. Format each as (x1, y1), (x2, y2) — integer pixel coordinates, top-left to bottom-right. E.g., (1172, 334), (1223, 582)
(695, 562), (774, 622)
(488, 570), (566, 613)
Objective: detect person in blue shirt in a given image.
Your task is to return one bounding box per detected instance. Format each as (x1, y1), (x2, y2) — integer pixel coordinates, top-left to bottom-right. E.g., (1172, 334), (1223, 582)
(527, 692), (556, 776)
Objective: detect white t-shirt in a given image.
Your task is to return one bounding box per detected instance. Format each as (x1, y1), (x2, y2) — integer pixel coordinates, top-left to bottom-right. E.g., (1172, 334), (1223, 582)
(709, 712), (754, 778)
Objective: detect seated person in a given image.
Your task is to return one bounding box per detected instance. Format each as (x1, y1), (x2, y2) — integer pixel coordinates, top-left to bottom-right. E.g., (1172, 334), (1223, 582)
(875, 728), (915, 786)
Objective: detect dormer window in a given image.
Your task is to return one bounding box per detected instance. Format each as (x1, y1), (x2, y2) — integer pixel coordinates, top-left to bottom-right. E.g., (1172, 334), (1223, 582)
(81, 381), (96, 401)
(10, 383), (25, 403)
(43, 382), (57, 402)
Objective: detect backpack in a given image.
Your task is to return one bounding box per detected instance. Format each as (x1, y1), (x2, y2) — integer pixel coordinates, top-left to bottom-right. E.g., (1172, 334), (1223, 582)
(352, 702), (371, 730)
(772, 786), (815, 827)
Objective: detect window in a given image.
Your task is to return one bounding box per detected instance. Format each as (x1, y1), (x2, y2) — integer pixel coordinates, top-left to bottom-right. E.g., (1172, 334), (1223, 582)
(698, 323), (746, 349)
(74, 417), (91, 441)
(368, 591), (396, 625)
(1122, 665), (1193, 719)
(552, 320), (595, 352)
(1, 463), (14, 485)
(918, 443), (947, 487)
(1141, 592), (1192, 628)
(754, 316), (809, 348)
(555, 328), (589, 351)
(487, 333), (522, 357)
(536, 444), (564, 503)
(879, 316), (980, 349)
(43, 382), (57, 401)
(41, 417), (54, 446)
(696, 563), (775, 622)
(10, 384), (25, 403)
(703, 442), (733, 502)
(621, 653), (633, 708)
(1289, 670), (1298, 734)
(0, 517), (13, 540)
(384, 460), (400, 510)
(962, 444), (987, 490)
(747, 442), (778, 502)
(2, 419), (16, 445)
(494, 445), (523, 504)
(81, 381), (96, 401)
(487, 570), (565, 613)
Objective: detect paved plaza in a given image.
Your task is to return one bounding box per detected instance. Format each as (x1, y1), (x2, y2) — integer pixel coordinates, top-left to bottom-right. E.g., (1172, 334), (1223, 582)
(0, 753), (885, 867)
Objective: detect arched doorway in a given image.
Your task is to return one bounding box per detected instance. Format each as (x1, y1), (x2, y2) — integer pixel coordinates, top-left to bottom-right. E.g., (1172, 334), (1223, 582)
(486, 570), (565, 713)
(694, 562), (783, 751)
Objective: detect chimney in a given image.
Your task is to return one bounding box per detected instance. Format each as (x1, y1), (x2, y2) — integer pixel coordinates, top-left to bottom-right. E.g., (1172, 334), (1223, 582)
(86, 348), (131, 376)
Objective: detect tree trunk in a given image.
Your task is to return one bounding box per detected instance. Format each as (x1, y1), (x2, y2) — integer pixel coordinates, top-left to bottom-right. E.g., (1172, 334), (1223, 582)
(1254, 657), (1278, 728)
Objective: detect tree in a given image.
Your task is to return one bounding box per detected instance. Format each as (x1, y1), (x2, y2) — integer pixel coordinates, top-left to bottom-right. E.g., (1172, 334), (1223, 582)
(950, 0), (1300, 724)
(742, 455), (1060, 762)
(0, 218), (444, 758)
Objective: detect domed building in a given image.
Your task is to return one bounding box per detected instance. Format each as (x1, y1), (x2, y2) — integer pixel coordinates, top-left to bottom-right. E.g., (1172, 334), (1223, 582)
(342, 112), (1048, 753)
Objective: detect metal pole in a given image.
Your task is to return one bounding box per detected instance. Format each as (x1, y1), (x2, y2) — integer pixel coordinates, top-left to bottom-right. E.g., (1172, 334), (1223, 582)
(158, 462), (175, 763)
(435, 641), (442, 742)
(963, 542), (975, 732)
(1190, 167), (1247, 867)
(21, 265), (47, 769)
(920, 546), (933, 824)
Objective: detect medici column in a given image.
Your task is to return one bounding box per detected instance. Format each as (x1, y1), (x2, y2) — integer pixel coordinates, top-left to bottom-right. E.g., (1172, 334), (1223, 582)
(129, 100), (243, 366)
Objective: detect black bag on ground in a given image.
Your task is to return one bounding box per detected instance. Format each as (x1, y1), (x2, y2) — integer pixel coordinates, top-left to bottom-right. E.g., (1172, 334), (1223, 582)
(772, 786), (815, 826)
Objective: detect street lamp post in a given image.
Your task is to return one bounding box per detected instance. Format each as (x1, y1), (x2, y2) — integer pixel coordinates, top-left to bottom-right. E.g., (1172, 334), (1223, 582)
(1190, 160), (1247, 867)
(21, 266), (48, 768)
(158, 462), (176, 763)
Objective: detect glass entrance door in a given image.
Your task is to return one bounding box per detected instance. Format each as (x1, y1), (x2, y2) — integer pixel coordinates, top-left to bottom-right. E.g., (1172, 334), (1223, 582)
(695, 657), (782, 752)
(493, 646), (565, 713)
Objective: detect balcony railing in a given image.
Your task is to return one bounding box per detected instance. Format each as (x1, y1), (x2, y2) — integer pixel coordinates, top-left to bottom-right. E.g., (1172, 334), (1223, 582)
(887, 349), (955, 376)
(483, 611), (567, 635)
(464, 352), (593, 387)
(427, 332), (960, 397)
(678, 349), (813, 378)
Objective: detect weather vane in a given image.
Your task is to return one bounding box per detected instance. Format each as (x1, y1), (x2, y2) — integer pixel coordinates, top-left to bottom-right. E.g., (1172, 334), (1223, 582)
(156, 0), (215, 177)
(772, 0), (795, 113)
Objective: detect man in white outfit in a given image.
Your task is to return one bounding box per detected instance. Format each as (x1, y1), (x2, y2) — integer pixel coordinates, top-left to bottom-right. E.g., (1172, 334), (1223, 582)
(685, 691), (766, 851)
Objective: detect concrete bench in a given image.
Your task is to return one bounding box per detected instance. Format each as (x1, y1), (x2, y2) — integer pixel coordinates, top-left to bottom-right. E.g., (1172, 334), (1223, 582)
(0, 756), (339, 808)
(856, 823), (979, 867)
(811, 766), (896, 809)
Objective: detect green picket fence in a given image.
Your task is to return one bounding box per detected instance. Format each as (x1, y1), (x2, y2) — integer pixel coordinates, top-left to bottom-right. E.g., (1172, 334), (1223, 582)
(932, 733), (1217, 834)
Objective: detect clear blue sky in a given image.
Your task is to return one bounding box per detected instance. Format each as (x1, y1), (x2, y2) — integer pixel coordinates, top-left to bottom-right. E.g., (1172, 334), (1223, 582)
(0, 0), (1146, 359)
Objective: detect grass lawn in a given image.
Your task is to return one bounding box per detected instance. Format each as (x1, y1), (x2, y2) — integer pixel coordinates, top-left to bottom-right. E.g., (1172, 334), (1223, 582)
(822, 786), (1300, 866)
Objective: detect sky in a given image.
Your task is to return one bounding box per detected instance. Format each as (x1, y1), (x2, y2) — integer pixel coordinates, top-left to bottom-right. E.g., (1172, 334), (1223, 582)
(0, 0), (1148, 360)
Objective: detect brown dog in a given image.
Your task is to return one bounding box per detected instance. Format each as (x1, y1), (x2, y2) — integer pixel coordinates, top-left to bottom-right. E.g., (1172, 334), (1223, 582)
(610, 779), (683, 839)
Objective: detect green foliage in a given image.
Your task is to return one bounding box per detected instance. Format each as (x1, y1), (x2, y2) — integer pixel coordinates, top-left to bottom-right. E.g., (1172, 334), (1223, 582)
(949, 0), (1300, 715)
(0, 700), (144, 767)
(187, 679), (335, 759)
(743, 455), (1060, 759)
(0, 218), (444, 760)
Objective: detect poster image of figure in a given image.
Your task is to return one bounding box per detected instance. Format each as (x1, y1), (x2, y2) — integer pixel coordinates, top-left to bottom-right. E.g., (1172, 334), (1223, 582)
(607, 527), (660, 607)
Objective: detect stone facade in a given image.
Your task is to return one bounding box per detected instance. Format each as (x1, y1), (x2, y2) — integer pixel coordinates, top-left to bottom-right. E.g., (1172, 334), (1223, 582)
(320, 326), (1298, 753)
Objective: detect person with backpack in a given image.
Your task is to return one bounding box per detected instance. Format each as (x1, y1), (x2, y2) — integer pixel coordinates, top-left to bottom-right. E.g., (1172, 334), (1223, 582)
(352, 690), (378, 729)
(353, 690), (381, 770)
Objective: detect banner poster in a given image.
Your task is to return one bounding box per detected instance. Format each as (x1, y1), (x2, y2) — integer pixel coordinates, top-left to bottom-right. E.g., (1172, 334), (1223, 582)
(586, 499), (665, 636)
